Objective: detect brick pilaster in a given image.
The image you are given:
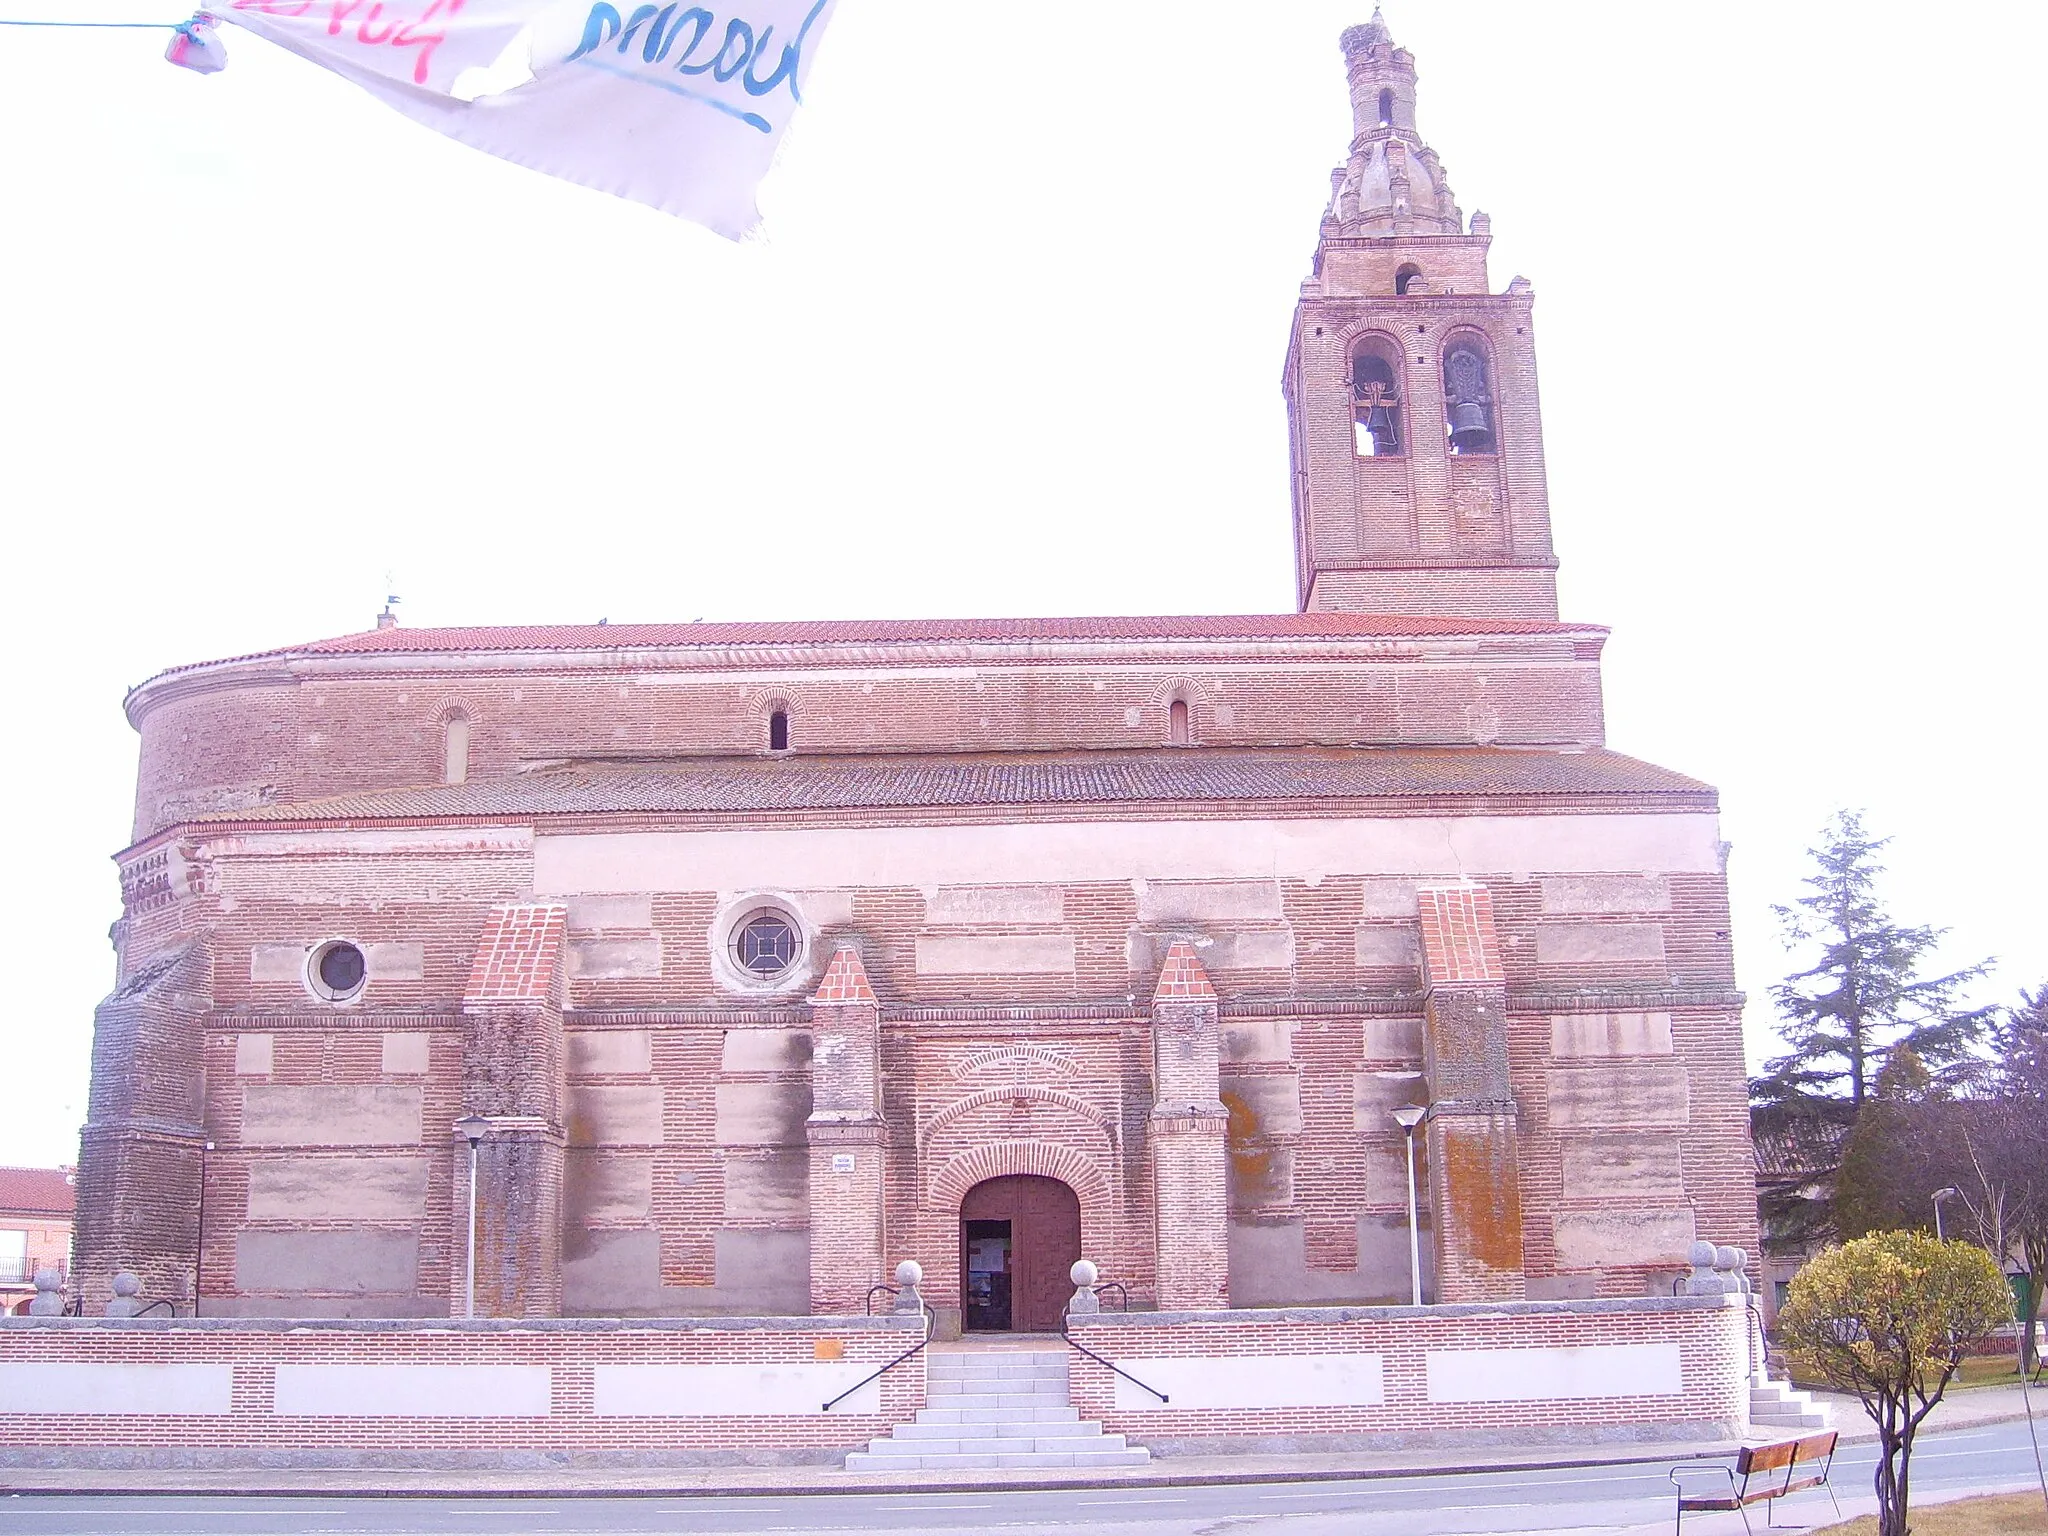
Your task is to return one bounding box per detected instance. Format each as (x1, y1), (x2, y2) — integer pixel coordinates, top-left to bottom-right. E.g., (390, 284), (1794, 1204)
(453, 905), (568, 1318)
(807, 945), (888, 1313)
(1149, 943), (1230, 1310)
(72, 938), (213, 1312)
(1416, 885), (1526, 1302)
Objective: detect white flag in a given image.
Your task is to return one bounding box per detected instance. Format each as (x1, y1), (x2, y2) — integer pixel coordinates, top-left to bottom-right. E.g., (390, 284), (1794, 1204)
(215, 0), (839, 237)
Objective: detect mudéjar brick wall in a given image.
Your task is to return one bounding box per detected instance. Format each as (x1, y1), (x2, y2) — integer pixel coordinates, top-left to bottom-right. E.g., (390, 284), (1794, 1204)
(75, 796), (1759, 1321)
(123, 623), (1609, 841)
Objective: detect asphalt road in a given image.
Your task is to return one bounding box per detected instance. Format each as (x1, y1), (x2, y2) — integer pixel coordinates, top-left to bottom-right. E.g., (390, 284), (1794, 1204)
(7, 1419), (2043, 1536)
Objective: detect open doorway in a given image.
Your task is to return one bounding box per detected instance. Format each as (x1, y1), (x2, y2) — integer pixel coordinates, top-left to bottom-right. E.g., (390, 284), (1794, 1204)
(962, 1219), (1012, 1331)
(959, 1174), (1081, 1333)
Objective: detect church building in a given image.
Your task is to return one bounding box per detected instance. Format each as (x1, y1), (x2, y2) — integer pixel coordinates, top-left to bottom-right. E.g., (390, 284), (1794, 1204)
(74, 13), (1758, 1329)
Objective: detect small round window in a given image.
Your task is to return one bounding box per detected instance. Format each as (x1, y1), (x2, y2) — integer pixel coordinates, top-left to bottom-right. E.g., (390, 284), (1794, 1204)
(731, 908), (800, 978)
(307, 940), (367, 1003)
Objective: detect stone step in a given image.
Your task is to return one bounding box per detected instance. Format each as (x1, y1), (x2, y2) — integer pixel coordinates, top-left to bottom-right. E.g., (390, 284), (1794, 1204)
(928, 1370), (1067, 1386)
(926, 1385), (1070, 1407)
(914, 1404), (1082, 1426)
(1752, 1410), (1832, 1431)
(866, 1432), (1131, 1457)
(1749, 1381), (1833, 1431)
(845, 1447), (1151, 1472)
(891, 1417), (1100, 1440)
(927, 1357), (1067, 1380)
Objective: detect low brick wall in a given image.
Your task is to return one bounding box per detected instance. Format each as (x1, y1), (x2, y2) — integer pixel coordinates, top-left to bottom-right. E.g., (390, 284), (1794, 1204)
(1067, 1295), (1748, 1453)
(0, 1313), (925, 1468)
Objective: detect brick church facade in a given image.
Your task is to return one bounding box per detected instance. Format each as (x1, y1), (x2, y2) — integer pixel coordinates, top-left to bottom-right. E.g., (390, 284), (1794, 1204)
(74, 14), (1758, 1327)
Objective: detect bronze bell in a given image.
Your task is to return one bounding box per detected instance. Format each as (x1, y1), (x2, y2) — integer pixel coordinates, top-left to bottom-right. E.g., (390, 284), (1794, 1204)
(1448, 401), (1493, 452)
(1363, 403), (1397, 449)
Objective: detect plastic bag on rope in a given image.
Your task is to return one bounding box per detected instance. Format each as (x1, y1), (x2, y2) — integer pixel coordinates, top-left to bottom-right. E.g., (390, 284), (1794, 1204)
(165, 12), (228, 74)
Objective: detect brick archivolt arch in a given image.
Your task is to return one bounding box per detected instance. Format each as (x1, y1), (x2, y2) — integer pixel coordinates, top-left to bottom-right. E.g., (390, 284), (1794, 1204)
(917, 1085), (1117, 1154)
(926, 1140), (1114, 1224)
(1146, 675), (1210, 710)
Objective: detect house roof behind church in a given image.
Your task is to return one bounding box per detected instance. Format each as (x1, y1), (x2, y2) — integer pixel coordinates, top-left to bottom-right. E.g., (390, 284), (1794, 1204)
(0, 1167), (76, 1218)
(188, 746), (1711, 830)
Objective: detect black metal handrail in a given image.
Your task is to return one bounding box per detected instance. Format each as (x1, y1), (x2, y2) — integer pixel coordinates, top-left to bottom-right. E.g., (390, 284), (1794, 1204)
(133, 1299), (177, 1317)
(864, 1283), (902, 1315)
(1060, 1305), (1168, 1404)
(1095, 1281), (1130, 1312)
(823, 1301), (932, 1412)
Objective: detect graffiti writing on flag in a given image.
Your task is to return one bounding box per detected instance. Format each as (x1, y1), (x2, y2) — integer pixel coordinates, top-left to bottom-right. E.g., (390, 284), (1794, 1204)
(229, 0), (464, 85)
(563, 0), (829, 130)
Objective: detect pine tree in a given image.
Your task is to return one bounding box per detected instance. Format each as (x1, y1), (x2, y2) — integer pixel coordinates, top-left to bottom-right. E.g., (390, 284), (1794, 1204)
(1754, 811), (1995, 1112)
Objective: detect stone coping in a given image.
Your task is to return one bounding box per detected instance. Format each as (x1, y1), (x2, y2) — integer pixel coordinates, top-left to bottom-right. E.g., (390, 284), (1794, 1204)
(1068, 1294), (1743, 1326)
(0, 1311), (924, 1334)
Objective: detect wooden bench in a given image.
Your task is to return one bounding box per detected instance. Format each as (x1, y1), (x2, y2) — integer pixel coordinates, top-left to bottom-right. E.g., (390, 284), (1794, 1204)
(1670, 1431), (1841, 1534)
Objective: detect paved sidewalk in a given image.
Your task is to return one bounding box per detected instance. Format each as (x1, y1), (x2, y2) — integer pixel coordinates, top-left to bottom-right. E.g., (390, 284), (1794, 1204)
(2, 1382), (2037, 1499)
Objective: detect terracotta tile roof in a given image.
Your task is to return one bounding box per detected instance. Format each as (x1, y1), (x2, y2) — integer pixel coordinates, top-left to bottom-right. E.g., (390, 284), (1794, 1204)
(146, 612), (1597, 680)
(1416, 884), (1506, 986)
(0, 1167), (76, 1217)
(463, 903), (567, 1006)
(1152, 941), (1217, 1003)
(813, 944), (877, 1006)
(190, 747), (1712, 829)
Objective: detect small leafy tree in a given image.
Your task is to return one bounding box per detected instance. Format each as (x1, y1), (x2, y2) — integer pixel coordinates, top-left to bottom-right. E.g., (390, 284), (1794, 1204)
(1778, 1232), (2011, 1536)
(1755, 812), (1994, 1112)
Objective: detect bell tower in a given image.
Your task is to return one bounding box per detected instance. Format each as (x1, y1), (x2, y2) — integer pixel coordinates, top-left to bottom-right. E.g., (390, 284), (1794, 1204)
(1285, 11), (1560, 621)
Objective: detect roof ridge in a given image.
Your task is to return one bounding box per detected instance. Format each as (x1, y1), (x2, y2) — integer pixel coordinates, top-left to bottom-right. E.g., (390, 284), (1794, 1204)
(132, 611), (1605, 692)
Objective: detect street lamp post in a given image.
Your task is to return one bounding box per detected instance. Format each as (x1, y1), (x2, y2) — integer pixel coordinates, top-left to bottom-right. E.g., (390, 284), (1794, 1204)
(1391, 1104), (1433, 1307)
(1932, 1186), (1960, 1243)
(454, 1114), (491, 1319)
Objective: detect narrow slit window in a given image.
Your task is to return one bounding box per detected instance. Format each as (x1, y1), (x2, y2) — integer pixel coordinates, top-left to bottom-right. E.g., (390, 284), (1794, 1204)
(768, 710), (789, 751)
(1377, 88), (1393, 126)
(442, 712), (470, 785)
(1169, 699), (1190, 746)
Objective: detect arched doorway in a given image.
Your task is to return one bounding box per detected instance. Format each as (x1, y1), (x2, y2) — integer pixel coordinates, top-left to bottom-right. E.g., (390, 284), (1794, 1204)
(959, 1174), (1081, 1333)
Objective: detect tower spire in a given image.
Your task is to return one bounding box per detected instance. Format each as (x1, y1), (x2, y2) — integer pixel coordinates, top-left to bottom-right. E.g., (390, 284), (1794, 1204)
(1282, 18), (1559, 623)
(1327, 8), (1463, 237)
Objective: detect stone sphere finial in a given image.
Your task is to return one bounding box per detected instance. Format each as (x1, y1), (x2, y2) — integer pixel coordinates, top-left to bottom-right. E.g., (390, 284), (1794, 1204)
(104, 1270), (147, 1318)
(1713, 1245), (1740, 1272)
(894, 1260), (923, 1289)
(1688, 1240), (1717, 1267)
(26, 1267), (66, 1316)
(1070, 1258), (1099, 1287)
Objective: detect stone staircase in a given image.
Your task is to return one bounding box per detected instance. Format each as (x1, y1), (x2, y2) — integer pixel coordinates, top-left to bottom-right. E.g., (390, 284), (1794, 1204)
(1749, 1374), (1833, 1432)
(845, 1343), (1151, 1471)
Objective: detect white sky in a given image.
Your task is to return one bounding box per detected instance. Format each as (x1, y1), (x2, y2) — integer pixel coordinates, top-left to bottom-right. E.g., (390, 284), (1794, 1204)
(1, 2), (2042, 1169)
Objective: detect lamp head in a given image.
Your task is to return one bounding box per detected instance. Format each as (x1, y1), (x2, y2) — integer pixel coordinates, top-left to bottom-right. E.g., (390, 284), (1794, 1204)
(1390, 1104), (1430, 1130)
(454, 1113), (491, 1147)
(1932, 1186), (1960, 1202)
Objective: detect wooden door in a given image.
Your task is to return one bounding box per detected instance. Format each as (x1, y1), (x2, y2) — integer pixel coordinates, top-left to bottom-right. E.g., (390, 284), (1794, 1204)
(960, 1175), (1081, 1332)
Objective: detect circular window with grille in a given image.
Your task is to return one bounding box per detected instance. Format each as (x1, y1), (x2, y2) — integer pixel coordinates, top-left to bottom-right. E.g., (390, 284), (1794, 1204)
(306, 939), (368, 1003)
(731, 908), (800, 978)
(712, 899), (812, 995)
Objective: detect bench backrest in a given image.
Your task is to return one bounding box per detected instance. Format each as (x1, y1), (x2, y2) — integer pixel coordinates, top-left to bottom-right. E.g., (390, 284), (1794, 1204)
(1734, 1431), (1836, 1481)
